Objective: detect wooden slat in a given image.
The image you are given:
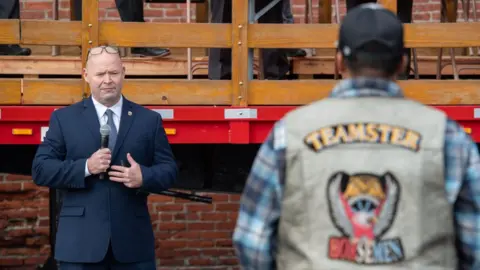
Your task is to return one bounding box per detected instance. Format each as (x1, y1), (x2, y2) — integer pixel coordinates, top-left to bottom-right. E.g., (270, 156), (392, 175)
(99, 22), (232, 48)
(249, 24), (336, 49)
(0, 54), (476, 76)
(248, 22), (480, 48)
(0, 20), (20, 44)
(292, 56), (480, 76)
(4, 78), (480, 106)
(0, 55), (212, 75)
(13, 20), (480, 49)
(0, 56), (83, 75)
(21, 20), (81, 45)
(0, 56), (209, 76)
(0, 79), (21, 104)
(122, 80), (231, 105)
(404, 22), (480, 48)
(249, 80), (480, 105)
(13, 79), (231, 105)
(23, 79), (83, 104)
(293, 56), (336, 75)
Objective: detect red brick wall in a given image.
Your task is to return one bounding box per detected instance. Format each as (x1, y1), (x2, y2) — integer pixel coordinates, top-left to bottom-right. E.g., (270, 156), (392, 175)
(1, 173), (241, 269)
(18, 0), (476, 22)
(0, 174), (50, 269)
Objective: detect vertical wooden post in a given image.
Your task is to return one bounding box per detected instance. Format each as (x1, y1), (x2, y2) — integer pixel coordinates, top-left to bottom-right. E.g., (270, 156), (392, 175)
(443, 0), (459, 53)
(196, 1), (209, 56)
(195, 1), (209, 23)
(231, 0), (249, 107)
(51, 0), (59, 56)
(378, 0), (397, 13)
(318, 0), (332, 24)
(444, 0), (457, 22)
(81, 0), (99, 98)
(304, 0), (316, 56)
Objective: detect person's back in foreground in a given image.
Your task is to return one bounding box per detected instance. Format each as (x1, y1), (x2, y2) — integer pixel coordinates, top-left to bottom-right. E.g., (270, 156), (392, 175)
(232, 3), (480, 270)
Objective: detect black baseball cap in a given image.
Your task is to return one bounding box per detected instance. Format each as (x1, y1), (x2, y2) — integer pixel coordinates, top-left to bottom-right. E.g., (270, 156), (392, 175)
(337, 3), (404, 60)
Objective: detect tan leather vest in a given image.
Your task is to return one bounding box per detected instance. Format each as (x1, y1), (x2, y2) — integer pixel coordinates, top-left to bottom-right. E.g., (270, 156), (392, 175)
(276, 97), (456, 270)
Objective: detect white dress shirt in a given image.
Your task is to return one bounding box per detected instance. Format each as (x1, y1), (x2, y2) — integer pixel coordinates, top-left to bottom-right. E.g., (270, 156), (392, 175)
(85, 96), (123, 177)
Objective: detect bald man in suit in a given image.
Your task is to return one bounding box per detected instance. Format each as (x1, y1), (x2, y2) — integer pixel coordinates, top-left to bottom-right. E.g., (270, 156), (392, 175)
(32, 46), (178, 269)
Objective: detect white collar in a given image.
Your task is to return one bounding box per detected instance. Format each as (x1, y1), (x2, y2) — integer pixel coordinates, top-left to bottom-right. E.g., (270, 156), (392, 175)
(91, 95), (123, 119)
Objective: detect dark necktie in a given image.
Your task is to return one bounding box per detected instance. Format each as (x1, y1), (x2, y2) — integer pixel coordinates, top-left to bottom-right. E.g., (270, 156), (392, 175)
(105, 109), (118, 150)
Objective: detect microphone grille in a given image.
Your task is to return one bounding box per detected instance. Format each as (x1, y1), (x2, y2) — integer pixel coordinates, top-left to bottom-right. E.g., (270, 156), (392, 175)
(100, 124), (111, 136)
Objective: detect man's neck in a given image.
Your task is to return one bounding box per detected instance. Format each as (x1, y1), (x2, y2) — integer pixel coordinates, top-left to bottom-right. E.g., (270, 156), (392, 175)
(92, 95), (122, 108)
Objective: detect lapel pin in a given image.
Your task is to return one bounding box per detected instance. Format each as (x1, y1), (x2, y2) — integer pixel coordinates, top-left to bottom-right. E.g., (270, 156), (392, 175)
(128, 111), (132, 116)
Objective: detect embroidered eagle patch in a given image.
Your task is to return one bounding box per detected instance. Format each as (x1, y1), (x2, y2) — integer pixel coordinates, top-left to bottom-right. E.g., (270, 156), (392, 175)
(326, 171), (404, 264)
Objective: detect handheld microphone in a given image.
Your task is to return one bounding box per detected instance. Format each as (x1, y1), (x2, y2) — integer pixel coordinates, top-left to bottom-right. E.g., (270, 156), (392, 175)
(99, 124), (111, 179)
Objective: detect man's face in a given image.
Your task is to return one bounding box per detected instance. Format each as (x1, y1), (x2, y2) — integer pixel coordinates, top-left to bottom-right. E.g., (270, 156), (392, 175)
(83, 51), (125, 106)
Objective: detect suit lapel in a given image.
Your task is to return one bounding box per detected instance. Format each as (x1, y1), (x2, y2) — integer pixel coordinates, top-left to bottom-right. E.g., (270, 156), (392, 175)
(112, 97), (136, 161)
(81, 97), (101, 149)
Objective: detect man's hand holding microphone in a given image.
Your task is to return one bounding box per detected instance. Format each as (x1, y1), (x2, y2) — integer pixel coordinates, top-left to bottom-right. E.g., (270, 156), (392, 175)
(87, 148), (111, 175)
(86, 124), (143, 188)
(86, 124), (112, 179)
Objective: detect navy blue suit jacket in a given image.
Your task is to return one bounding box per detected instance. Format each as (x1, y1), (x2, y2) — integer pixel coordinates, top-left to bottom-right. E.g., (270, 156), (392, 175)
(32, 96), (178, 263)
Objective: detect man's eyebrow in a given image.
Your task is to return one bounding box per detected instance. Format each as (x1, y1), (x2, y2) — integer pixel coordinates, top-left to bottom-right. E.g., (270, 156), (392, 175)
(94, 69), (121, 74)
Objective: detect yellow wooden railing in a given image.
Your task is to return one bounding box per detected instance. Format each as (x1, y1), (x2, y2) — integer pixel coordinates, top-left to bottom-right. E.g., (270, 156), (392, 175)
(0, 0), (480, 106)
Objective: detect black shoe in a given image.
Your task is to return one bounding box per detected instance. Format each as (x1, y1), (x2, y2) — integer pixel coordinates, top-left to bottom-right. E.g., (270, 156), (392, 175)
(131, 47), (170, 57)
(286, 49), (307, 57)
(265, 76), (287, 80)
(0, 45), (32, 56)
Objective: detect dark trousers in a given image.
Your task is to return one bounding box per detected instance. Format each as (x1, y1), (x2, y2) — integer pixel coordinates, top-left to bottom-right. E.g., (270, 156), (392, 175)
(345, 0), (412, 24)
(58, 242), (156, 270)
(72, 0), (144, 22)
(208, 0), (289, 79)
(346, 0), (413, 76)
(0, 0), (19, 19)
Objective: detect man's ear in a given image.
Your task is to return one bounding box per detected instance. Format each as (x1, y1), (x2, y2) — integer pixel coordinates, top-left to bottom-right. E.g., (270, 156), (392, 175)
(82, 68), (89, 83)
(335, 51), (347, 73)
(122, 66), (126, 79)
(335, 51), (348, 78)
(395, 54), (408, 76)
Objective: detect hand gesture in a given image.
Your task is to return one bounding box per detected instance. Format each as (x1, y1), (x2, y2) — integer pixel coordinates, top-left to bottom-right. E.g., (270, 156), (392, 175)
(108, 153), (143, 188)
(87, 148), (111, 175)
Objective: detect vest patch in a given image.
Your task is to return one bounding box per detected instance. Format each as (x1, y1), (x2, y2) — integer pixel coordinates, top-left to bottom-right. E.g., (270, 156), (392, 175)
(304, 122), (422, 152)
(326, 171), (404, 265)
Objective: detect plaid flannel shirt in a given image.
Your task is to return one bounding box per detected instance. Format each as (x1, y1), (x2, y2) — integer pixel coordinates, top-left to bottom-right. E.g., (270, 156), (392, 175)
(232, 77), (480, 270)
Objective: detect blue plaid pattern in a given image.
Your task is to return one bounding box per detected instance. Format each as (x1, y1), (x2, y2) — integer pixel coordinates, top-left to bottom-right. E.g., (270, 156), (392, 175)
(232, 77), (480, 270)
